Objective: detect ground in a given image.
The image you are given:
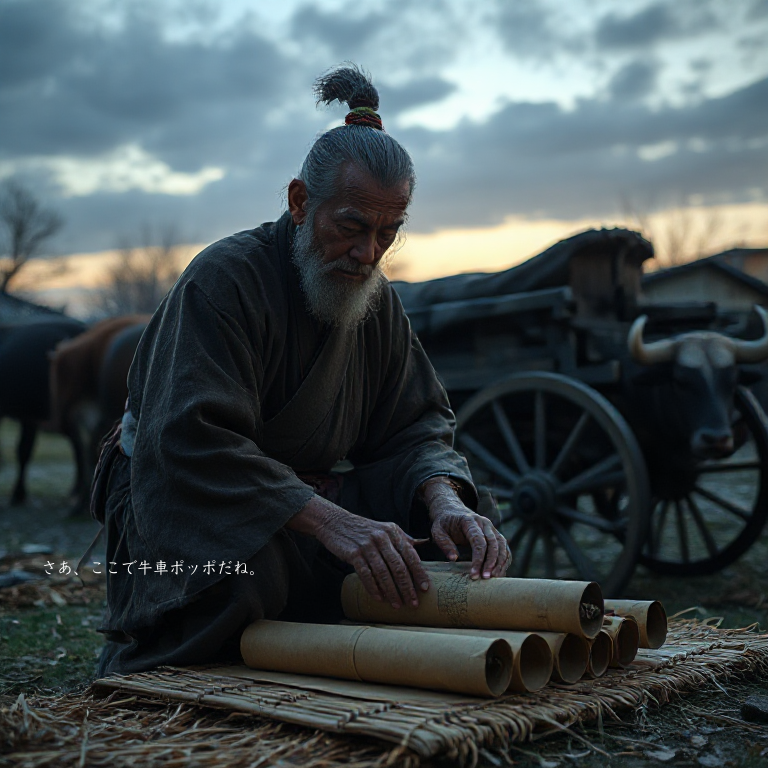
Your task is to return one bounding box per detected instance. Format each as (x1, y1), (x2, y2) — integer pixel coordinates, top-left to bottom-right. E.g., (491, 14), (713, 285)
(1, 422), (767, 766)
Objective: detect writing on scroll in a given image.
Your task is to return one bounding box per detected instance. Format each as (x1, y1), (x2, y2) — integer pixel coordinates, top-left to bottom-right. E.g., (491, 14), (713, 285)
(437, 573), (471, 626)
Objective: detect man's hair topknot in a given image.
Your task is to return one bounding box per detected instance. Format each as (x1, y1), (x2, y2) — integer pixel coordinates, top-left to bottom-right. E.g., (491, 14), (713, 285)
(313, 63), (379, 112)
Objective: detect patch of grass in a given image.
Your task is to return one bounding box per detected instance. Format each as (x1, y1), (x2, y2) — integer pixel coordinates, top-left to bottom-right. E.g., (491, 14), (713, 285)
(0, 602), (104, 695)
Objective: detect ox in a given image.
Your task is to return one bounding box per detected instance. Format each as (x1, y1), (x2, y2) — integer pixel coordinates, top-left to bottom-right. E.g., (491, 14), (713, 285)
(0, 318), (86, 505)
(623, 306), (768, 482)
(49, 315), (149, 511)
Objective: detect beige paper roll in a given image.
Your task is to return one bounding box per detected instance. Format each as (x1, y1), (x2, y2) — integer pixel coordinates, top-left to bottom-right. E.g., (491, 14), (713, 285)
(584, 631), (611, 678)
(240, 620), (513, 698)
(369, 624), (553, 693)
(604, 599), (667, 649)
(342, 566), (604, 639)
(536, 632), (590, 684)
(601, 615), (639, 668)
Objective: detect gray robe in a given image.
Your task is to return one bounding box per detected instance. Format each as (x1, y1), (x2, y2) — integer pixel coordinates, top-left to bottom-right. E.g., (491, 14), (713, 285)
(95, 211), (476, 675)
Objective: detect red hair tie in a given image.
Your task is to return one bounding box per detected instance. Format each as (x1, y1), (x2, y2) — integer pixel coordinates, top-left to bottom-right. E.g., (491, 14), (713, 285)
(345, 106), (383, 130)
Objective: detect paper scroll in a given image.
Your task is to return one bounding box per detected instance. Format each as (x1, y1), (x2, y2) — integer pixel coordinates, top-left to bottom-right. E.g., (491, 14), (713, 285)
(604, 599), (667, 649)
(601, 615), (640, 668)
(536, 632), (590, 684)
(240, 620), (513, 698)
(342, 565), (604, 639)
(369, 624), (553, 693)
(584, 631), (612, 678)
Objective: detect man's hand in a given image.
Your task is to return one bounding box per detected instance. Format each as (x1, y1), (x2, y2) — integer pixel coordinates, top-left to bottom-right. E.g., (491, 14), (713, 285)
(419, 477), (511, 580)
(287, 496), (430, 609)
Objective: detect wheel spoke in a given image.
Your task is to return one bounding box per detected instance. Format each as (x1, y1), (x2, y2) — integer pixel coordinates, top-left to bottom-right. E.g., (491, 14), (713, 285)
(459, 433), (519, 487)
(675, 500), (690, 563)
(507, 521), (530, 554)
(696, 461), (761, 474)
(535, 390), (546, 469)
(557, 454), (623, 497)
(685, 495), (719, 559)
(556, 505), (624, 534)
(549, 517), (599, 582)
(491, 400), (530, 474)
(650, 500), (670, 557)
(513, 527), (539, 577)
(693, 485), (751, 522)
(543, 532), (556, 579)
(549, 412), (590, 479)
(485, 486), (515, 501)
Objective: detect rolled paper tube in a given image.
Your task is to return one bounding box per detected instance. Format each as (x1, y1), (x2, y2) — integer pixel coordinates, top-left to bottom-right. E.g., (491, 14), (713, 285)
(601, 615), (640, 668)
(584, 631), (612, 679)
(536, 632), (590, 684)
(240, 620), (513, 698)
(341, 566), (604, 639)
(604, 599), (668, 649)
(368, 624), (553, 693)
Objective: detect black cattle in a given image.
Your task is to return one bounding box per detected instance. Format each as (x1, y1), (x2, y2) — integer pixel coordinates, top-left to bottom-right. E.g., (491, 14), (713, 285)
(0, 318), (86, 505)
(621, 306), (768, 474)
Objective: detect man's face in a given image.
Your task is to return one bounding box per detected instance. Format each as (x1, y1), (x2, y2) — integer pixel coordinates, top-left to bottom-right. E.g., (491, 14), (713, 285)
(289, 164), (410, 328)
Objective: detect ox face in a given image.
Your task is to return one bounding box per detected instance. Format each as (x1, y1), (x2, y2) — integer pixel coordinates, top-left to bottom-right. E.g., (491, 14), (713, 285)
(627, 307), (768, 461)
(667, 338), (737, 459)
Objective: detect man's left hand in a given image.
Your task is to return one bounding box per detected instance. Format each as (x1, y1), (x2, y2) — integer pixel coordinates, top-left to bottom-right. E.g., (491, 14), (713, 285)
(419, 478), (511, 580)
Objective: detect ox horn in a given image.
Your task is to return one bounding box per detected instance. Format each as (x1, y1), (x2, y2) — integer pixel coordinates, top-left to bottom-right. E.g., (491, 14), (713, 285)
(628, 315), (676, 365)
(731, 305), (768, 363)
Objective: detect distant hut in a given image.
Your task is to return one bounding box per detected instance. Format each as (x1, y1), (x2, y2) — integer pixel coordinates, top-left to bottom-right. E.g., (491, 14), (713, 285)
(642, 250), (768, 314)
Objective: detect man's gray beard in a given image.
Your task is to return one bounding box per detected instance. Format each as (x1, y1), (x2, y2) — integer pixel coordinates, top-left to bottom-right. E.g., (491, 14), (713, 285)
(291, 216), (388, 331)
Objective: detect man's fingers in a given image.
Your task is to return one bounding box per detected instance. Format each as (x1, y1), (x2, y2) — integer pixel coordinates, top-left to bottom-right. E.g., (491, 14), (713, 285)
(462, 517), (488, 579)
(492, 535), (511, 577)
(431, 522), (460, 562)
(365, 549), (404, 608)
(352, 557), (382, 601)
(480, 519), (499, 578)
(377, 534), (419, 607)
(397, 533), (431, 593)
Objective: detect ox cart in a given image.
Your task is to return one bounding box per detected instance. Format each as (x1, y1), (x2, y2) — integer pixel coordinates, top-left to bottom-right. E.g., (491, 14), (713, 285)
(393, 229), (768, 596)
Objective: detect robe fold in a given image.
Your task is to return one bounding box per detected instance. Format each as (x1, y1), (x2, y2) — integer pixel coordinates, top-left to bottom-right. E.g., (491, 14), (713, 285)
(96, 211), (476, 671)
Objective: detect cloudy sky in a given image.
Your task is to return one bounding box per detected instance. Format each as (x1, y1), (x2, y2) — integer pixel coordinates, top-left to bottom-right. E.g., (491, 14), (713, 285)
(1, 0), (767, 295)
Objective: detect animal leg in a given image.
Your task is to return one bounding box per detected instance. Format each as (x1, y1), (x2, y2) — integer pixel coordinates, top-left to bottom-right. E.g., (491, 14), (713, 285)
(11, 420), (38, 506)
(63, 421), (90, 515)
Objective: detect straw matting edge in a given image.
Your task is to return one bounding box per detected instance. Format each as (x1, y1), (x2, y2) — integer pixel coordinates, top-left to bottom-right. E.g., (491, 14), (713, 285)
(2, 620), (768, 767)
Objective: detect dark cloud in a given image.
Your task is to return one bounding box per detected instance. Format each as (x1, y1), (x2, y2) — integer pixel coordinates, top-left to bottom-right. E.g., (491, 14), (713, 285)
(495, 0), (559, 58)
(290, 5), (386, 57)
(748, 0), (768, 20)
(0, 0), (288, 163)
(377, 78), (456, 115)
(608, 61), (658, 101)
(595, 2), (715, 49)
(1, 0), (765, 260)
(405, 76), (768, 230)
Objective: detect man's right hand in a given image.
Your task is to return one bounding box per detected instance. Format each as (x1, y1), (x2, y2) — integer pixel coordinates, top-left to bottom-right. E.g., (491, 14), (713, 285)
(287, 495), (430, 609)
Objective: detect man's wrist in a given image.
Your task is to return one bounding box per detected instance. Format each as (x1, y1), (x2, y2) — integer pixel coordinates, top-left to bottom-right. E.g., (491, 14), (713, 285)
(286, 494), (344, 538)
(418, 476), (465, 518)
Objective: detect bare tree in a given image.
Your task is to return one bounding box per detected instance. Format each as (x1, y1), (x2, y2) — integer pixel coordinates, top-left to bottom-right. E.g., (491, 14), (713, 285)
(620, 194), (725, 268)
(96, 225), (185, 316)
(0, 179), (64, 293)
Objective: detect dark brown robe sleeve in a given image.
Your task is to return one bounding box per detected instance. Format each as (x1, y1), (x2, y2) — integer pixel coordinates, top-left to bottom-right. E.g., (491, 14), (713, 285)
(127, 276), (315, 607)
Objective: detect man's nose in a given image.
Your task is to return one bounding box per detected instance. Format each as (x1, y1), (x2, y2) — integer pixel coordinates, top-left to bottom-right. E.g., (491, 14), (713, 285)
(350, 234), (377, 265)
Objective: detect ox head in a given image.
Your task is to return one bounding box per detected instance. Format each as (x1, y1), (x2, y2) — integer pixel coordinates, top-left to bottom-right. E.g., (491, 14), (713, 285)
(628, 306), (768, 459)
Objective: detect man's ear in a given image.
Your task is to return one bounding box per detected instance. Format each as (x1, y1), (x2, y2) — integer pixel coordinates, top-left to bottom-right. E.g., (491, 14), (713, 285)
(288, 179), (309, 226)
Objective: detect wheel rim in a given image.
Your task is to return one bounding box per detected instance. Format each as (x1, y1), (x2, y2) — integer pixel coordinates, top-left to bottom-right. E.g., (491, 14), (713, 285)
(640, 386), (768, 575)
(456, 372), (650, 596)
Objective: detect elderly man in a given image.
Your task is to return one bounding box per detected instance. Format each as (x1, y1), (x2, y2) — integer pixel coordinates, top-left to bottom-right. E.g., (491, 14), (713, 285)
(93, 64), (510, 677)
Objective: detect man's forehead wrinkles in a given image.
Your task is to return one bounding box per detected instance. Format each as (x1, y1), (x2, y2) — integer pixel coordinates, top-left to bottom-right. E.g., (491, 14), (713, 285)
(334, 205), (405, 227)
(341, 185), (409, 213)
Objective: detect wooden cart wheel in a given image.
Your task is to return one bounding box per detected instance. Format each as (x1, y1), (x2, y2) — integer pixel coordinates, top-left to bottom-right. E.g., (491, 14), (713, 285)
(640, 386), (768, 575)
(455, 372), (650, 597)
